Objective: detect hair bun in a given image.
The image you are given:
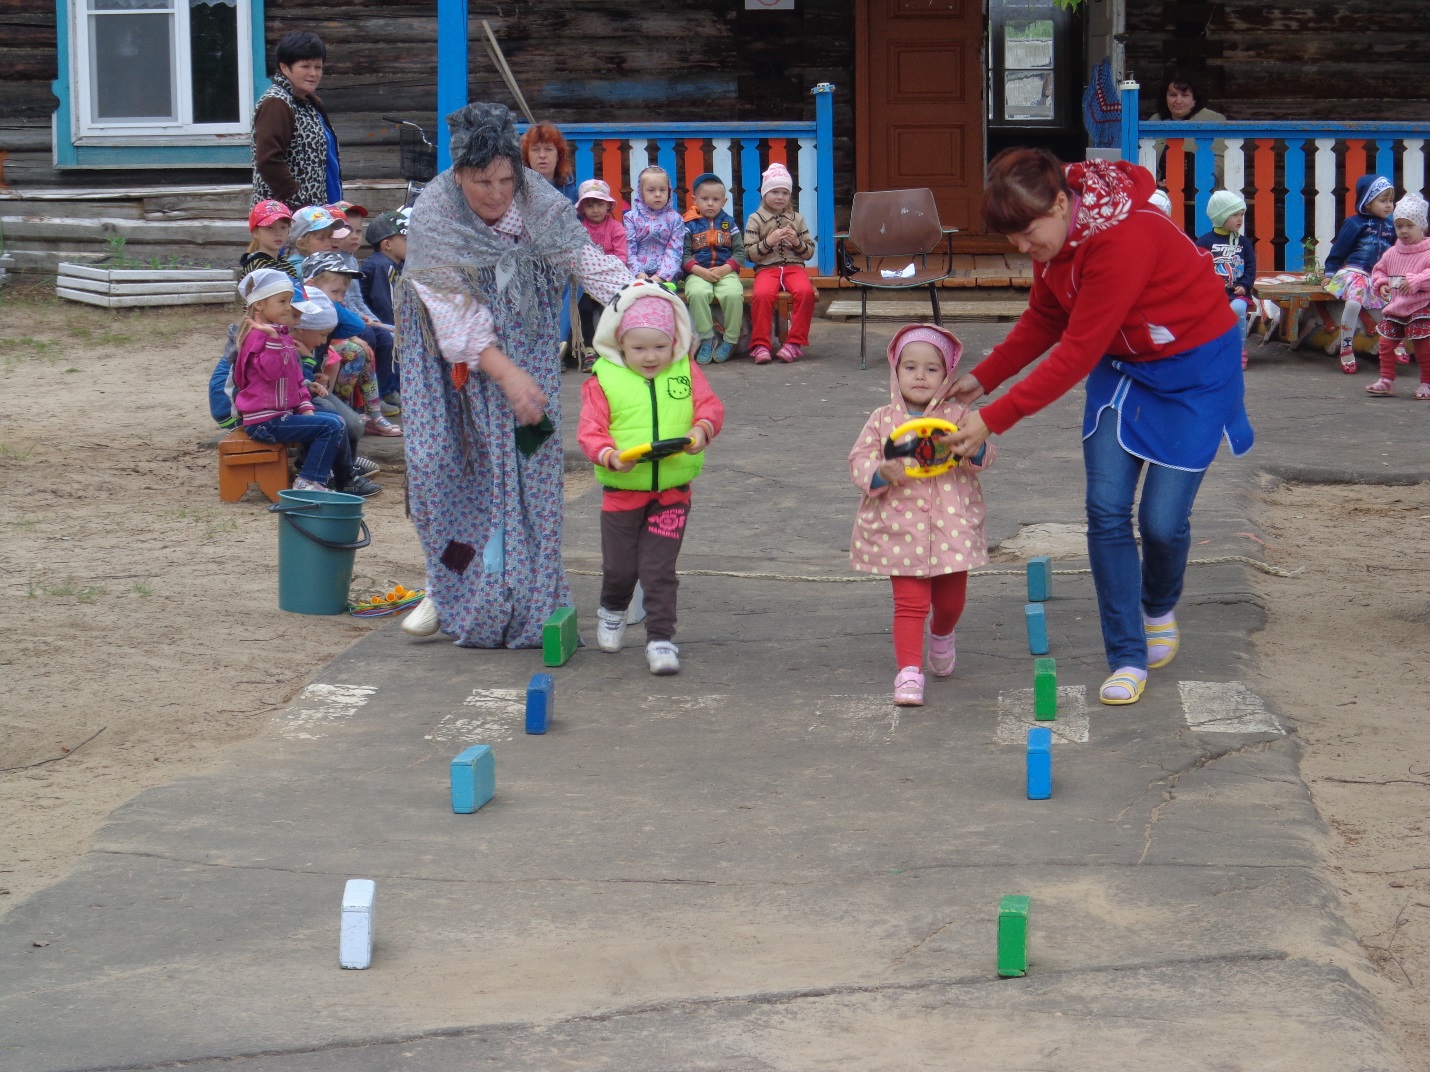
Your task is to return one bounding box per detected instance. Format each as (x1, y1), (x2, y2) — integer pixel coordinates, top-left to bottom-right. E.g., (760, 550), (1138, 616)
(446, 101), (520, 173)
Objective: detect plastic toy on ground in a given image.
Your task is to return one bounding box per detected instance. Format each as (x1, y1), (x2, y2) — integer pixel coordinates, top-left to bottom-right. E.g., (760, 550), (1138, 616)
(526, 673), (554, 734)
(339, 878), (376, 969)
(450, 744), (495, 814)
(1024, 602), (1049, 655)
(997, 894), (1031, 977)
(1034, 657), (1057, 720)
(542, 606), (579, 666)
(1027, 726), (1052, 800)
(1027, 556), (1052, 602)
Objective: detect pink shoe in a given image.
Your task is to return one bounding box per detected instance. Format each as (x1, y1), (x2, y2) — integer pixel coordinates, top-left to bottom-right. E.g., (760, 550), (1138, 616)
(776, 343), (804, 362)
(750, 345), (773, 365)
(1365, 377), (1396, 397)
(928, 629), (956, 677)
(365, 415), (403, 436)
(1394, 344), (1411, 364)
(1415, 383), (1430, 400)
(893, 666), (925, 706)
(1339, 342), (1357, 374)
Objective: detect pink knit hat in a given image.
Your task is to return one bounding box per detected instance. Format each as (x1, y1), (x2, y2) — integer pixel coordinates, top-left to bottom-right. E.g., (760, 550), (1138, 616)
(895, 326), (958, 374)
(617, 295), (676, 341)
(761, 162), (793, 195)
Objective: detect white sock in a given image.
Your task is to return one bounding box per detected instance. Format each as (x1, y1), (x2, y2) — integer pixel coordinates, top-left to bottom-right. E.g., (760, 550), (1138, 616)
(1144, 611), (1176, 627)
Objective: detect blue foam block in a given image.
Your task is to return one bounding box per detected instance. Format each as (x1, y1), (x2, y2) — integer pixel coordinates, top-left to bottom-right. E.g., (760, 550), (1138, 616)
(1027, 556), (1052, 602)
(1024, 603), (1049, 655)
(1026, 727), (1052, 800)
(450, 744), (495, 814)
(525, 672), (554, 734)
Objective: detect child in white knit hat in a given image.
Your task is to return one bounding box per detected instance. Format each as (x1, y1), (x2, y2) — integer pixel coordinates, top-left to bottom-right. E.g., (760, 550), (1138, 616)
(1195, 190), (1257, 368)
(1366, 192), (1430, 399)
(743, 162), (817, 363)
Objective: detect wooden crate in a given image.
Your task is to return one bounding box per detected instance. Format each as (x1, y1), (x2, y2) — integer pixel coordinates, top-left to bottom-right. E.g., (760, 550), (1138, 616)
(56, 262), (237, 309)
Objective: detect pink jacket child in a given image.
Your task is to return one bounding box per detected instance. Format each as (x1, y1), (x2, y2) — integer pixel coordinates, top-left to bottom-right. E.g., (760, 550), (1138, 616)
(1367, 191), (1430, 398)
(581, 213), (628, 262)
(849, 324), (995, 706)
(233, 324), (313, 424)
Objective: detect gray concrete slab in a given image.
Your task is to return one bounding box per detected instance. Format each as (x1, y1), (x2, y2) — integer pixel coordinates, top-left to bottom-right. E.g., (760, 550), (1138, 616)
(2, 321), (1425, 1071)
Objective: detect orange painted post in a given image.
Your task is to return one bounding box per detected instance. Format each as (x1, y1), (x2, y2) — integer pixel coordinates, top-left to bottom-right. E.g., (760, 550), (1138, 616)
(1253, 139), (1276, 271)
(683, 138), (705, 211)
(1344, 139), (1367, 218)
(1164, 139), (1186, 231)
(600, 139), (625, 218)
(767, 137), (787, 167)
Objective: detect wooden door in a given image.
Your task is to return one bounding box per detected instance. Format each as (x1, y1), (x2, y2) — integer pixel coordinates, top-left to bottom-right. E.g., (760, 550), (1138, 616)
(857, 0), (985, 235)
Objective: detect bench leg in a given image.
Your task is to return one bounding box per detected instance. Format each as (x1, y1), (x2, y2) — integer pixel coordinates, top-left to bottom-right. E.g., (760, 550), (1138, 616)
(256, 458), (290, 503)
(219, 462), (253, 503)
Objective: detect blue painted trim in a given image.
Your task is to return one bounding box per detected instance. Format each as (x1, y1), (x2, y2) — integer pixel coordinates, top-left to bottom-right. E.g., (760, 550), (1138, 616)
(541, 122), (816, 138)
(1375, 139), (1396, 184)
(1284, 141), (1306, 270)
(740, 139), (763, 231)
(53, 0), (266, 170)
(654, 138), (677, 183)
(570, 137), (596, 186)
(1192, 138), (1214, 223)
(813, 83), (836, 276)
(435, 0), (469, 172)
(1118, 81), (1139, 163)
(1139, 120), (1430, 137)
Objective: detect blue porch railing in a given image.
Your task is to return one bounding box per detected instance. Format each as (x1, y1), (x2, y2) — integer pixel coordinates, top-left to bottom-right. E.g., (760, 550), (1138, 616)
(1117, 80), (1430, 272)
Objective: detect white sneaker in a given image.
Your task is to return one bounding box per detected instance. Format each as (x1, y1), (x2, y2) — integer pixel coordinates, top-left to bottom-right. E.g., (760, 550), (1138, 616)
(596, 606), (627, 652)
(401, 595), (440, 637)
(646, 640), (680, 675)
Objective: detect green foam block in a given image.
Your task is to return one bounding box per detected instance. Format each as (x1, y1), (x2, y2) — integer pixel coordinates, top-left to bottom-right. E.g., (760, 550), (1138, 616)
(1033, 656), (1057, 720)
(997, 894), (1030, 977)
(542, 606), (578, 667)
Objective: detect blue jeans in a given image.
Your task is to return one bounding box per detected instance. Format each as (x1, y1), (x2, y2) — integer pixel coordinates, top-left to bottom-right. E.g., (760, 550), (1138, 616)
(361, 325), (397, 397)
(247, 411), (352, 486)
(1083, 415), (1206, 672)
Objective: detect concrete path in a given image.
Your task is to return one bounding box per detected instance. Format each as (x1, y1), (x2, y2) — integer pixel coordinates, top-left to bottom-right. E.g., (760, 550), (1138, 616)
(3, 321), (1425, 1071)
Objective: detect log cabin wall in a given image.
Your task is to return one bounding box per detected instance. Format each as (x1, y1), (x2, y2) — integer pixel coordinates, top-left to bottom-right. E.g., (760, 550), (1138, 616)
(1125, 0), (1430, 122)
(0, 0), (854, 219)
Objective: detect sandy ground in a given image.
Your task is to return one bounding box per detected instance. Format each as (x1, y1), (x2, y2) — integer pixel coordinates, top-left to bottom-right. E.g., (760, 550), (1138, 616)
(0, 289), (1425, 1066)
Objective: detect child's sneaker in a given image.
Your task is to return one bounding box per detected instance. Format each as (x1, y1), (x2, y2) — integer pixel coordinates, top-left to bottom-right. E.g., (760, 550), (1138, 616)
(380, 398), (401, 417)
(382, 391), (402, 411)
(928, 629), (957, 677)
(1339, 338), (1357, 374)
(713, 340), (736, 363)
(694, 336), (715, 365)
(1365, 377), (1396, 397)
(365, 415), (403, 436)
(340, 475), (382, 497)
(596, 606), (627, 652)
(750, 345), (773, 365)
(776, 343), (804, 363)
(646, 640), (680, 675)
(893, 666), (925, 706)
(353, 456), (380, 476)
(291, 476), (328, 492)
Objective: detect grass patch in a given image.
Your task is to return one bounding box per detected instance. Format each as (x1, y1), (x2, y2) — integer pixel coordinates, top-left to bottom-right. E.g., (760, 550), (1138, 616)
(28, 575), (108, 602)
(204, 518), (238, 542)
(0, 442), (35, 461)
(131, 580), (155, 597)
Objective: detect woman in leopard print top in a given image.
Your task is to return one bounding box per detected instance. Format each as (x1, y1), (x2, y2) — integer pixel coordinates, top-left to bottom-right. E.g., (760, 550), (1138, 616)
(251, 32), (342, 210)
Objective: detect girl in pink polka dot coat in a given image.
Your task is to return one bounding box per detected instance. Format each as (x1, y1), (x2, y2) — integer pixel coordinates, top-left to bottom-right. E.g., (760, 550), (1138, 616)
(849, 324), (995, 706)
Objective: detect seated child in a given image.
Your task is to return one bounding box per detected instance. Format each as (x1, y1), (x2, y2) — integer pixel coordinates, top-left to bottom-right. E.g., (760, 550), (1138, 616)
(1366, 192), (1430, 399)
(576, 179), (628, 372)
(1324, 175), (1397, 372)
(288, 289), (380, 480)
(361, 211), (408, 331)
(240, 199), (298, 282)
(578, 282), (724, 676)
(304, 252), (402, 437)
(231, 269), (370, 495)
(330, 202), (398, 409)
(682, 172), (746, 365)
(624, 166), (685, 285)
(1196, 191), (1257, 368)
(287, 205), (350, 279)
(848, 325), (994, 706)
(744, 163), (816, 364)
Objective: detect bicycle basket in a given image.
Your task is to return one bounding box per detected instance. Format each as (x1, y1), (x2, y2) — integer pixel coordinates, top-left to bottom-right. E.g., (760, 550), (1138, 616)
(398, 126), (438, 182)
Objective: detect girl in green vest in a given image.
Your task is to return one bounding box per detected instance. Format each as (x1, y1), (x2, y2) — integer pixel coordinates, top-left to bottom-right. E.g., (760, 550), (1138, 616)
(578, 283), (725, 675)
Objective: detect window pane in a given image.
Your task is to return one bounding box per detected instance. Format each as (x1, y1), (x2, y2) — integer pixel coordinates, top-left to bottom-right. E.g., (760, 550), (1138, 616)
(190, 0), (240, 123)
(1004, 20), (1053, 69)
(89, 0), (173, 9)
(1004, 70), (1054, 121)
(91, 13), (175, 120)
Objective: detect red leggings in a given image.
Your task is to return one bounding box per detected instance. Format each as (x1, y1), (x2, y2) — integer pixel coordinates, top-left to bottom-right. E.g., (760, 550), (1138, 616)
(749, 265), (816, 349)
(891, 573), (968, 668)
(1378, 333), (1430, 382)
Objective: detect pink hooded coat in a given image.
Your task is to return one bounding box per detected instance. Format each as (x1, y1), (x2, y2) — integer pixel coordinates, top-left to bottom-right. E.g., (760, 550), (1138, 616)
(849, 324), (995, 578)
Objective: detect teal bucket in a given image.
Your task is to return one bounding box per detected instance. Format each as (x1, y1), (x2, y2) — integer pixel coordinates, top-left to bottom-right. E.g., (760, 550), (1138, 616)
(268, 489), (371, 615)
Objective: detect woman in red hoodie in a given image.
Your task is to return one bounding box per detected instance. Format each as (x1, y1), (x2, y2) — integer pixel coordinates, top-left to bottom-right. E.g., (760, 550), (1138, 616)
(947, 149), (1253, 707)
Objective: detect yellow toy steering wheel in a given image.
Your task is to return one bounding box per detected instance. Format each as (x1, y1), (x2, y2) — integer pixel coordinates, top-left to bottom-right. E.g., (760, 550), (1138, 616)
(616, 437), (692, 465)
(883, 417), (960, 478)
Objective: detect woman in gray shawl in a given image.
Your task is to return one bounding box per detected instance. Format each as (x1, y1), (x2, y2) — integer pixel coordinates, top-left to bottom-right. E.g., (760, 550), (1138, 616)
(398, 103), (633, 647)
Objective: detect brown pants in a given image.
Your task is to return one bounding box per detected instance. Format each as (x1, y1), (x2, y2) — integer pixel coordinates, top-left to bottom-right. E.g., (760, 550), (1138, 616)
(600, 496), (690, 642)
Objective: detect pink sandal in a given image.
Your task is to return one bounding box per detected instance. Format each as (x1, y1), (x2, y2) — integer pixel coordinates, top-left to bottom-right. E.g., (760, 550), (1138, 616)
(1365, 378), (1396, 397)
(1415, 383), (1430, 401)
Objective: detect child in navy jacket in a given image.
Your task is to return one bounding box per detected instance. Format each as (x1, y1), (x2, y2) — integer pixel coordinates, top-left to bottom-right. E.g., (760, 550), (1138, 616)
(1196, 190), (1256, 367)
(1325, 174), (1397, 372)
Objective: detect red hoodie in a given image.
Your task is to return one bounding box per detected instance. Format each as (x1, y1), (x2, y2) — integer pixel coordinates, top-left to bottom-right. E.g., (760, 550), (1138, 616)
(972, 161), (1236, 435)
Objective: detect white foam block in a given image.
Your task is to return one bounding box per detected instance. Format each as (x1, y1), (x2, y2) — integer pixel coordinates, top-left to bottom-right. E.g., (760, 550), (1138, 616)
(340, 878), (375, 969)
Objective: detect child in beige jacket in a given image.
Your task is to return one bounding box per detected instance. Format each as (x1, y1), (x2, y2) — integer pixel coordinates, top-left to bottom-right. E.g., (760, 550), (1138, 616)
(744, 163), (816, 363)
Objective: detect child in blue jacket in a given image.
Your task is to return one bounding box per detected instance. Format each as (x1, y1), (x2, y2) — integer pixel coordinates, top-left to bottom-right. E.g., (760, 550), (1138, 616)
(1325, 175), (1397, 372)
(1196, 190), (1256, 367)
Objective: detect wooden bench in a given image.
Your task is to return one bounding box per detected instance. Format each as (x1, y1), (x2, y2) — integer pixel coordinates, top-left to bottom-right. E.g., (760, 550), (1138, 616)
(1253, 276), (1378, 350)
(218, 428), (290, 503)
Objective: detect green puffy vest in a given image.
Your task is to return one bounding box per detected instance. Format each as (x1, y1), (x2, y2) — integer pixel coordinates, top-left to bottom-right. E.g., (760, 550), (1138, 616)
(593, 357), (703, 491)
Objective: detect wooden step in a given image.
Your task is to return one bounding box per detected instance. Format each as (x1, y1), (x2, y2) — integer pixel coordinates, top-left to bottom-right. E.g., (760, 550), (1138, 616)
(824, 298), (1027, 322)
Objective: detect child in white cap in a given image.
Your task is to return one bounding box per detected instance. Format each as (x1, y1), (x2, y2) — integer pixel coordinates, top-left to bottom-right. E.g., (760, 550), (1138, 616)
(1195, 190), (1256, 368)
(744, 162), (816, 363)
(1366, 192), (1430, 398)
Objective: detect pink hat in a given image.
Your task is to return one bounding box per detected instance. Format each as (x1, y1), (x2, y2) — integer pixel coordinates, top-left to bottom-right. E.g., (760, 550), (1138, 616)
(577, 178), (617, 204)
(617, 295), (676, 341)
(760, 163), (793, 196)
(895, 326), (960, 374)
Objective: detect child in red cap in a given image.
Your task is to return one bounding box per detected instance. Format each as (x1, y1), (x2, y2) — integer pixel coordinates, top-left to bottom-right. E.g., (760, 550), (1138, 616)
(578, 282), (724, 675)
(241, 200), (297, 281)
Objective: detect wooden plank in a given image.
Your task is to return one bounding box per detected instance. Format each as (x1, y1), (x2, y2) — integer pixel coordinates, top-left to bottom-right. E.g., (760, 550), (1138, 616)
(58, 276), (235, 297)
(56, 287), (232, 308)
(57, 262), (236, 283)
